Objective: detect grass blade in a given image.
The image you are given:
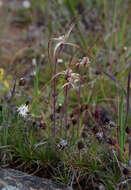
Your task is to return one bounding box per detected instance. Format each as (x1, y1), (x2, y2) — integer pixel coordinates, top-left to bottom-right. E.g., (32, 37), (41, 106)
(124, 72), (130, 128)
(118, 15), (127, 47)
(119, 93), (124, 160)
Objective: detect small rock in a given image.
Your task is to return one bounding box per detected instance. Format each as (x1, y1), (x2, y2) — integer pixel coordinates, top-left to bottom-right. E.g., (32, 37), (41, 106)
(0, 168), (66, 190)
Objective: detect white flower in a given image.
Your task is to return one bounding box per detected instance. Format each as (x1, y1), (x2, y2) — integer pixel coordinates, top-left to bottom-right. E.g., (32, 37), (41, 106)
(57, 58), (63, 63)
(67, 70), (80, 88)
(99, 184), (105, 190)
(54, 68), (80, 89)
(96, 132), (103, 139)
(41, 54), (45, 58)
(76, 56), (90, 67)
(62, 69), (80, 88)
(22, 0), (31, 9)
(52, 23), (76, 57)
(32, 58), (36, 66)
(54, 35), (65, 41)
(30, 71), (36, 76)
(68, 73), (79, 87)
(58, 139), (68, 149)
(109, 121), (116, 127)
(123, 46), (127, 51)
(17, 104), (29, 118)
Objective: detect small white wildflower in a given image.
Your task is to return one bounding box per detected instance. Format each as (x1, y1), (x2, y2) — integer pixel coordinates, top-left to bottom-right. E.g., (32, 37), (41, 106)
(41, 54), (45, 58)
(80, 56), (90, 65)
(121, 180), (128, 185)
(96, 132), (103, 139)
(17, 104), (29, 118)
(109, 120), (116, 127)
(123, 46), (127, 51)
(121, 163), (127, 168)
(57, 58), (63, 63)
(68, 72), (80, 88)
(30, 71), (36, 76)
(0, 0), (3, 7)
(32, 58), (36, 66)
(22, 0), (31, 9)
(66, 68), (72, 76)
(99, 184), (105, 190)
(77, 56), (90, 67)
(64, 68), (80, 88)
(58, 139), (68, 149)
(55, 35), (65, 41)
(70, 72), (80, 79)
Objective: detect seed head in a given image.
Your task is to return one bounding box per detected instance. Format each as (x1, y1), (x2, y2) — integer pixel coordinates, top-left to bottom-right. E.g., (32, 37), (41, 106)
(125, 126), (130, 134)
(56, 104), (62, 113)
(123, 168), (130, 175)
(103, 117), (110, 124)
(72, 118), (77, 125)
(70, 113), (74, 118)
(81, 131), (87, 139)
(39, 122), (47, 129)
(95, 70), (102, 75)
(0, 105), (2, 111)
(92, 126), (99, 134)
(66, 124), (70, 130)
(50, 114), (54, 121)
(19, 78), (26, 86)
(32, 121), (36, 126)
(106, 137), (116, 145)
(58, 68), (80, 89)
(25, 100), (30, 105)
(77, 141), (84, 150)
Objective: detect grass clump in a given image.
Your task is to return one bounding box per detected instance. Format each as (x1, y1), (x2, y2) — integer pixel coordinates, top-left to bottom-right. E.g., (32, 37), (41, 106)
(0, 0), (131, 189)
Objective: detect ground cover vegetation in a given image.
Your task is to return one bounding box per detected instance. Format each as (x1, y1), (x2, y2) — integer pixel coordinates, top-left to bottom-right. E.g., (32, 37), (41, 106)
(0, 0), (131, 189)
